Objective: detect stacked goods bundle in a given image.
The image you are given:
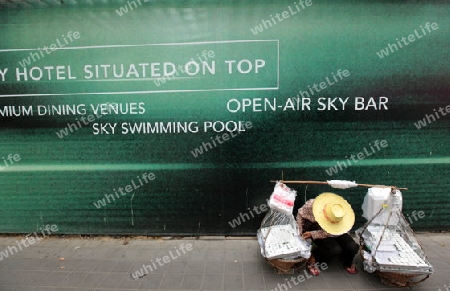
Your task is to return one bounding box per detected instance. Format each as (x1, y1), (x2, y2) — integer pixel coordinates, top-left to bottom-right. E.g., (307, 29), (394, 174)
(359, 188), (433, 287)
(268, 182), (297, 215)
(257, 210), (311, 260)
(257, 182), (311, 273)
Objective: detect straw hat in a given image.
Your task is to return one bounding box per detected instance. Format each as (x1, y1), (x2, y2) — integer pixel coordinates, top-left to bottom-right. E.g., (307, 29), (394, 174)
(312, 192), (355, 235)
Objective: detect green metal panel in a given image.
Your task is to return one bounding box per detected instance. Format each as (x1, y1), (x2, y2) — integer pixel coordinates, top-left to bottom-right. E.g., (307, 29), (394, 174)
(0, 0), (449, 235)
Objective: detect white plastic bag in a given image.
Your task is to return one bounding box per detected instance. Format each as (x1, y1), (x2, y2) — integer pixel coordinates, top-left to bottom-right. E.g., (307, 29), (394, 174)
(361, 187), (403, 220)
(257, 209), (311, 259)
(268, 181), (296, 215)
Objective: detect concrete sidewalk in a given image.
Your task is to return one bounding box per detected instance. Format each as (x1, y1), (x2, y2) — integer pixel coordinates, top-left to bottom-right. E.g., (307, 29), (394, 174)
(0, 233), (448, 291)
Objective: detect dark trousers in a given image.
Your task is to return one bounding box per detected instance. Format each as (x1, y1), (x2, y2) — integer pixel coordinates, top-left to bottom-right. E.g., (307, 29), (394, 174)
(312, 233), (359, 267)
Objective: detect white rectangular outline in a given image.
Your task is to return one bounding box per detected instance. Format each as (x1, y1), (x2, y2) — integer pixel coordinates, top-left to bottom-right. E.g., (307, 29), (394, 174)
(0, 39), (279, 97)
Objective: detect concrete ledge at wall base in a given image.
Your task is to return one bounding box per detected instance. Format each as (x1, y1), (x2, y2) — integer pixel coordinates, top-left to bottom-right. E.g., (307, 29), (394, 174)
(1, 232), (448, 241)
(198, 236), (257, 240)
(0, 234), (259, 241)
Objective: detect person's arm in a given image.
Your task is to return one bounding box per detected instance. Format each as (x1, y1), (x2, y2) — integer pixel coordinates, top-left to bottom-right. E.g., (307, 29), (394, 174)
(310, 230), (330, 240)
(297, 199), (331, 240)
(296, 211), (305, 235)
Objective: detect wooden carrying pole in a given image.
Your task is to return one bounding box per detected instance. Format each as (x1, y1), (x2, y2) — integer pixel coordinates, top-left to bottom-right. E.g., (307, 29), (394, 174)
(270, 180), (408, 191)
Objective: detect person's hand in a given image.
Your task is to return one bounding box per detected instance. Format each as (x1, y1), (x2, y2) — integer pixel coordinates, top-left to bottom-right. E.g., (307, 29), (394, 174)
(302, 232), (312, 239)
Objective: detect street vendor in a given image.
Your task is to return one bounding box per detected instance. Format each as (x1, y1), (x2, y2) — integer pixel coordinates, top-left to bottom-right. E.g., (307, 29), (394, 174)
(297, 192), (359, 275)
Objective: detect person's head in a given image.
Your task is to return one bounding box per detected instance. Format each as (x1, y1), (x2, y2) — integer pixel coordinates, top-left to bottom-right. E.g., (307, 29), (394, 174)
(312, 192), (355, 235)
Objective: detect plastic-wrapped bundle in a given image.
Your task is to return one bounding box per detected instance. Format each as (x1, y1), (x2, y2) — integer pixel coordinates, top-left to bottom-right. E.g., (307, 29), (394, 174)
(268, 181), (297, 215)
(358, 188), (433, 287)
(257, 209), (311, 260)
(361, 187), (402, 221)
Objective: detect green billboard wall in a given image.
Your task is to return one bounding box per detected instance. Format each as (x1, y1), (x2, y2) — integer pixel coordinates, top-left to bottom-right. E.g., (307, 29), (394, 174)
(0, 0), (449, 235)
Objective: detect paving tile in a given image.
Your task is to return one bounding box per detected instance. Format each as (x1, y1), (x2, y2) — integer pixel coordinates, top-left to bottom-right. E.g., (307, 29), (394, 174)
(261, 261), (276, 273)
(181, 274), (203, 289)
(268, 276), (304, 291)
(0, 256), (11, 270)
(20, 258), (49, 271)
(205, 261), (224, 274)
(19, 270), (52, 286)
(206, 240), (228, 250)
(49, 270), (73, 283)
(91, 260), (115, 272)
(262, 272), (285, 290)
(322, 272), (353, 289)
(56, 271), (89, 287)
(0, 286), (36, 291)
(159, 273), (184, 289)
(186, 250), (208, 261)
(96, 248), (126, 261)
(243, 273), (265, 290)
(110, 260), (135, 272)
(77, 273), (108, 288)
(284, 274), (310, 291)
(166, 261), (188, 273)
(409, 288), (447, 291)
(137, 273), (164, 289)
(306, 275), (333, 289)
(118, 273), (143, 289)
(224, 240), (244, 250)
(223, 274), (244, 290)
(69, 260), (100, 272)
(204, 250), (226, 262)
(362, 273), (386, 289)
(242, 261), (262, 273)
(185, 261), (205, 274)
(154, 261), (171, 273)
(96, 272), (126, 289)
(124, 249), (148, 260)
(40, 259), (65, 271)
(188, 241), (206, 250)
(224, 249), (242, 261)
(431, 261), (450, 271)
(240, 249), (261, 262)
(131, 260), (168, 274)
(427, 274), (448, 286)
(344, 273), (377, 289)
(134, 250), (162, 260)
(1, 258), (28, 271)
(224, 261), (242, 275)
(201, 274), (223, 290)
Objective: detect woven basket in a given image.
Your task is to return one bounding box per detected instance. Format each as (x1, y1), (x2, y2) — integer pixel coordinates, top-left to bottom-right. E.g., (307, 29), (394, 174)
(358, 211), (432, 287)
(376, 271), (430, 287)
(359, 244), (431, 287)
(266, 257), (307, 274)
